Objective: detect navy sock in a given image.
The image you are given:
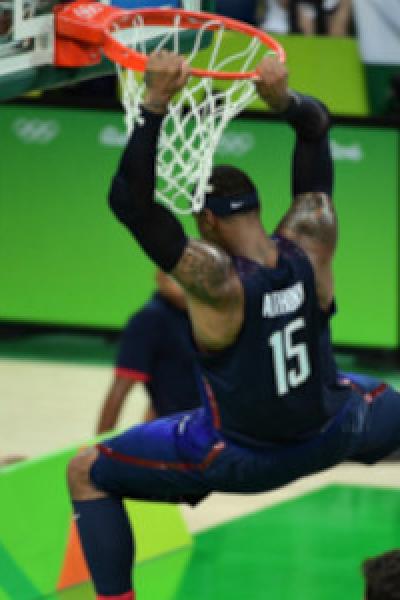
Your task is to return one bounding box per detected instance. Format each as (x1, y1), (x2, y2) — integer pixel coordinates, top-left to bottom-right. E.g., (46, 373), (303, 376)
(73, 497), (134, 596)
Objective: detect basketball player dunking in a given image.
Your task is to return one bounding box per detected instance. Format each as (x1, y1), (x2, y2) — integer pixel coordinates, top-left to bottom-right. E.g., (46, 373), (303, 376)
(67, 54), (400, 600)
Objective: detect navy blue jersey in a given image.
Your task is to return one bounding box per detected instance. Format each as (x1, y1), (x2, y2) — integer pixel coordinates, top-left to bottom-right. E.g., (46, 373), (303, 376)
(116, 294), (200, 416)
(318, 301), (340, 388)
(318, 302), (353, 417)
(199, 237), (351, 445)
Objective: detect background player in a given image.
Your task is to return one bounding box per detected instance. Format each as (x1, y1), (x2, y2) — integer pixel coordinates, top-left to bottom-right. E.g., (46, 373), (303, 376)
(67, 54), (400, 600)
(97, 271), (200, 433)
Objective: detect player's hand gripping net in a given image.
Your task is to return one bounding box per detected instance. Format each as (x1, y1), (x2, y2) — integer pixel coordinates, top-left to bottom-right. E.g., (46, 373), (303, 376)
(113, 11), (285, 214)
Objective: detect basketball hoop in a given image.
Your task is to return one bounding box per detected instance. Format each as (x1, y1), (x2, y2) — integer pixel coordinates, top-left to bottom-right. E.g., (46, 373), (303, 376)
(55, 2), (286, 214)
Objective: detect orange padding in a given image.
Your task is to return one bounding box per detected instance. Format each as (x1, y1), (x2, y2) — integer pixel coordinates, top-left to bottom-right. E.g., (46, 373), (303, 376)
(57, 519), (90, 590)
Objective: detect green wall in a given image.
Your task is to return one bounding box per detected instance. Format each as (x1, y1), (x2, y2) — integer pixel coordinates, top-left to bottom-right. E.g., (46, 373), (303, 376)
(0, 105), (398, 347)
(197, 33), (369, 116)
(274, 35), (368, 116)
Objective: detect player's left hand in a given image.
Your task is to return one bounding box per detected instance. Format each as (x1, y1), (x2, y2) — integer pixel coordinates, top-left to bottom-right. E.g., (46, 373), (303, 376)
(143, 51), (190, 114)
(255, 56), (290, 112)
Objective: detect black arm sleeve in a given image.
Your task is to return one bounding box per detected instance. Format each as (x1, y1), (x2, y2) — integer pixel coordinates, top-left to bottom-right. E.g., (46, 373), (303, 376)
(108, 108), (188, 273)
(282, 92), (333, 198)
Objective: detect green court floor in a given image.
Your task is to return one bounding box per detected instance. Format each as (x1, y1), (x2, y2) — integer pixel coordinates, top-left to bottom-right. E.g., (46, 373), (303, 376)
(46, 485), (400, 600)
(1, 335), (399, 599)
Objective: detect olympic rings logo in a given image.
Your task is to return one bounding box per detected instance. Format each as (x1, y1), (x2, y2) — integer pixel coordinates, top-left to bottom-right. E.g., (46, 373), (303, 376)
(13, 119), (60, 144)
(72, 3), (105, 20)
(216, 132), (255, 157)
(99, 125), (127, 147)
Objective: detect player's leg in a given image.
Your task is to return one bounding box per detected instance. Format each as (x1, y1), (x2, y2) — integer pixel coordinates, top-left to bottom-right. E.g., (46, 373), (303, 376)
(68, 449), (135, 600)
(247, 377), (400, 493)
(67, 411), (219, 599)
(341, 373), (400, 464)
(338, 371), (386, 395)
(197, 389), (386, 496)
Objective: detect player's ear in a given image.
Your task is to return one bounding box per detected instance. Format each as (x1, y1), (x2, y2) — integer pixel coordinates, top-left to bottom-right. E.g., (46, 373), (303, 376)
(195, 208), (216, 235)
(202, 208), (217, 231)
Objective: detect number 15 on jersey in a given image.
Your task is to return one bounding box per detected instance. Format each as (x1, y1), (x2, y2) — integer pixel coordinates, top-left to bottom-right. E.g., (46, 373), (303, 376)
(268, 317), (311, 396)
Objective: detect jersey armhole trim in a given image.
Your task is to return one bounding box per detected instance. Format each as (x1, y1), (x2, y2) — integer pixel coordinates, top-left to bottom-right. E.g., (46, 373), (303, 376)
(115, 367), (151, 383)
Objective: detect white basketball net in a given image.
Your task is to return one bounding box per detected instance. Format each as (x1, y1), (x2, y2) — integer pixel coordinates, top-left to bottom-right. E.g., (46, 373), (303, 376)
(114, 14), (267, 215)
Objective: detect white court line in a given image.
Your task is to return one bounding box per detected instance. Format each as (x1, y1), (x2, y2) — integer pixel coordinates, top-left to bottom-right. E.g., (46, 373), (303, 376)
(182, 463), (400, 533)
(1, 359), (149, 458)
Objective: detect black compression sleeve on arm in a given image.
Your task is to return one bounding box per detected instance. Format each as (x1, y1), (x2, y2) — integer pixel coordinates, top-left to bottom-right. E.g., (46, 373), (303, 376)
(282, 92), (333, 198)
(109, 108), (188, 273)
(292, 136), (333, 197)
(283, 91), (330, 142)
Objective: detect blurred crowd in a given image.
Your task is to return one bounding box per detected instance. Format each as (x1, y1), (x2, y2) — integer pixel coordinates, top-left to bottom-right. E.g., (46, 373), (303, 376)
(215, 0), (400, 119)
(216, 0), (354, 36)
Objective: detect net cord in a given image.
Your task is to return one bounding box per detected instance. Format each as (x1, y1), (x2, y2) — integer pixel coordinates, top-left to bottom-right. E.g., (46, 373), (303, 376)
(116, 15), (266, 215)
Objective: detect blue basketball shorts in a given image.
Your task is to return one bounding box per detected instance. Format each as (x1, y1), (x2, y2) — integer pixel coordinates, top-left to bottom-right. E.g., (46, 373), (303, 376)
(90, 373), (400, 504)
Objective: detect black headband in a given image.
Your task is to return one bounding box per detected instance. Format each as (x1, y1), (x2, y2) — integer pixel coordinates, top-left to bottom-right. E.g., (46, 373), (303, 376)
(204, 191), (260, 217)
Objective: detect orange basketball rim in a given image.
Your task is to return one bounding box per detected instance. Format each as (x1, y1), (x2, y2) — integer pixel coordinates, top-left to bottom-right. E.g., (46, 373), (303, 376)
(54, 1), (286, 78)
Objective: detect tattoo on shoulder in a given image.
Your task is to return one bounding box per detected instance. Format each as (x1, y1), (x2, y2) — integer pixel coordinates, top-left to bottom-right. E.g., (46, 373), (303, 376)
(172, 239), (234, 304)
(281, 192), (337, 247)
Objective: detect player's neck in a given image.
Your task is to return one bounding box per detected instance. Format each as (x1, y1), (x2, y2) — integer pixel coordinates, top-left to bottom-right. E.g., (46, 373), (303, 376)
(223, 221), (278, 268)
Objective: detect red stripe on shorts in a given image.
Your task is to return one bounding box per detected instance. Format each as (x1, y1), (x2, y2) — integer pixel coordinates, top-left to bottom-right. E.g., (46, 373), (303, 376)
(339, 378), (388, 404)
(97, 441), (225, 472)
(363, 383), (388, 404)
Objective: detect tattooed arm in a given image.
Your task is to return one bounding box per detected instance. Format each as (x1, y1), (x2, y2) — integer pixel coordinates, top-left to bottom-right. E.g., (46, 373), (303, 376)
(171, 239), (242, 308)
(109, 51), (243, 324)
(171, 239), (244, 349)
(256, 56), (336, 310)
(276, 193), (337, 310)
(276, 96), (337, 311)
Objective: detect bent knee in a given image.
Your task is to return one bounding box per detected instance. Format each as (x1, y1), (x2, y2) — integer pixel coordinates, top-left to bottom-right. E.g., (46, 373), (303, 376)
(67, 448), (106, 501)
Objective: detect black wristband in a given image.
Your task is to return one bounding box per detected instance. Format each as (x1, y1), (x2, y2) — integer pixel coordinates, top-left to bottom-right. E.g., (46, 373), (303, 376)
(119, 107), (164, 184)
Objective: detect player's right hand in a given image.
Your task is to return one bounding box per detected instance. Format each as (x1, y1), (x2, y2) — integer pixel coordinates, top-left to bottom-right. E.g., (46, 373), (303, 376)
(143, 51), (190, 114)
(255, 56), (290, 112)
